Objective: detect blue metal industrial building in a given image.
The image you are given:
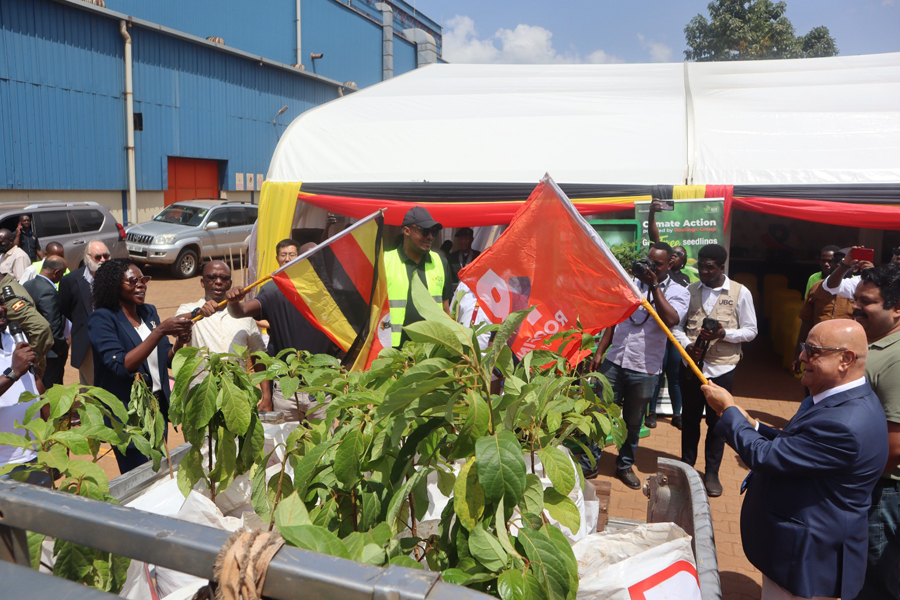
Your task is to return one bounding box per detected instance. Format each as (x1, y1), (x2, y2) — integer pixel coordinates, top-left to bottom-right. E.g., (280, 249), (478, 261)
(0, 0), (442, 224)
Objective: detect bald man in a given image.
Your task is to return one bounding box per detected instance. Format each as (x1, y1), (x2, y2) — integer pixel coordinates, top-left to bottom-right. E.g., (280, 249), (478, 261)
(702, 320), (888, 600)
(19, 242), (69, 286)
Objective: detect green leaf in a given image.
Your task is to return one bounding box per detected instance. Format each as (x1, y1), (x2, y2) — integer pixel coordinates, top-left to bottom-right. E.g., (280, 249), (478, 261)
(543, 488), (580, 534)
(274, 491), (312, 543)
(88, 388), (130, 425)
(442, 568), (470, 586)
(292, 442), (331, 497)
(186, 375), (218, 429)
(542, 524), (579, 598)
(475, 430), (526, 505)
(537, 447), (575, 497)
(278, 375), (301, 402)
(498, 569), (527, 600)
(404, 321), (465, 356)
(0, 432), (32, 448)
(66, 460), (110, 493)
(38, 444), (69, 472)
(436, 469), (455, 497)
(453, 459), (485, 531)
(486, 308), (533, 372)
(522, 474), (544, 515)
(334, 426), (367, 487)
(27, 532), (46, 570)
(210, 428), (237, 491)
(389, 555), (424, 570)
(409, 276), (471, 347)
(52, 540), (94, 582)
(517, 528), (572, 600)
(177, 447), (205, 497)
(545, 410), (562, 434)
(469, 524), (509, 571)
(385, 466), (431, 534)
(217, 378), (251, 436)
(277, 523), (350, 559)
(495, 345), (516, 378)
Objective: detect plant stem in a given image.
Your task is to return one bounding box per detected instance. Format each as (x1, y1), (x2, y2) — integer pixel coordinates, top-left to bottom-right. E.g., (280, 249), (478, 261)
(351, 488), (358, 532)
(268, 449), (291, 532)
(164, 440), (174, 480)
(207, 431), (216, 503)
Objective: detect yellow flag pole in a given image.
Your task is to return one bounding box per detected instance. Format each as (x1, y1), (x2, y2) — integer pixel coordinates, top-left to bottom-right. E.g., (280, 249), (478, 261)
(640, 297), (709, 386)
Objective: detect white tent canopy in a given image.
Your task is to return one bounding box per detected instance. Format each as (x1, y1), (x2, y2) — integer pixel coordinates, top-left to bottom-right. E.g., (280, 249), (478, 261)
(268, 53), (900, 187)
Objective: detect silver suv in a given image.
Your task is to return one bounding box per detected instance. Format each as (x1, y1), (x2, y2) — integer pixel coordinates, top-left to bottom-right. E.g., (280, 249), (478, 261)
(125, 200), (257, 278)
(0, 201), (127, 270)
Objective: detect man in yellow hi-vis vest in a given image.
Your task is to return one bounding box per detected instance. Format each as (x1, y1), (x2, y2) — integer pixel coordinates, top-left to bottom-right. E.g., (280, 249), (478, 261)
(384, 207), (453, 347)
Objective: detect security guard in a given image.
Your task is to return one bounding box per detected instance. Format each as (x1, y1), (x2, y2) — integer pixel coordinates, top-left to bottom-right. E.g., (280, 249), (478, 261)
(0, 273), (52, 379)
(384, 207), (454, 347)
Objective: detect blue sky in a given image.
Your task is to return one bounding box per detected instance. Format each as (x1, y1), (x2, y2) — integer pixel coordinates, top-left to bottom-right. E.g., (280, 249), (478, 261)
(410, 0), (899, 63)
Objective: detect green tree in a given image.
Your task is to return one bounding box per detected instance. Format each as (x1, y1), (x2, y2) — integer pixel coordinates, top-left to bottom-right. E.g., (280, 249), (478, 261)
(684, 0), (838, 61)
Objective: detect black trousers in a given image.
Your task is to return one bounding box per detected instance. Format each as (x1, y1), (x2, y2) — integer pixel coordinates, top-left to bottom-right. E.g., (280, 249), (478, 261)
(679, 367), (736, 476)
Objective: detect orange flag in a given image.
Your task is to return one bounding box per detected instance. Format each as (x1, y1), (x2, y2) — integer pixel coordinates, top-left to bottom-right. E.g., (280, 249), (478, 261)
(459, 176), (642, 362)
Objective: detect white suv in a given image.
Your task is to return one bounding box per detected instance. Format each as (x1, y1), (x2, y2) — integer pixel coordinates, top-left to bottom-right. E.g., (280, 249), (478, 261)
(125, 200), (257, 278)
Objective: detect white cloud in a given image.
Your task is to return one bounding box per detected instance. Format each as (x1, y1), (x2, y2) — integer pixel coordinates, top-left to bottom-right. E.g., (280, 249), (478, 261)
(442, 15), (622, 64)
(883, 0), (896, 6)
(637, 34), (674, 63)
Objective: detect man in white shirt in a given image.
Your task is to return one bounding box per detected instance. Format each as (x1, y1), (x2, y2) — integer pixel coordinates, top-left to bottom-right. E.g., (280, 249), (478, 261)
(451, 282), (492, 352)
(590, 242), (691, 489)
(0, 228), (31, 282)
(673, 243), (757, 497)
(177, 261), (265, 356)
(0, 299), (41, 471)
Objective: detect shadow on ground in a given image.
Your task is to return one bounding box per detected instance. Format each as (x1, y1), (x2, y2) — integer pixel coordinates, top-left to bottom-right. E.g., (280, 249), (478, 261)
(720, 570), (761, 600)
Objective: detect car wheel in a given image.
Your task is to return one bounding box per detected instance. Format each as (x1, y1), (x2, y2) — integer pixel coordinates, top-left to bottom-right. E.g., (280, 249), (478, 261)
(171, 248), (199, 279)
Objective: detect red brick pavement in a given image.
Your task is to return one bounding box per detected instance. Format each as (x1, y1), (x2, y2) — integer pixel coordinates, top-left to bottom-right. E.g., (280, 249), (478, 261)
(597, 339), (806, 600)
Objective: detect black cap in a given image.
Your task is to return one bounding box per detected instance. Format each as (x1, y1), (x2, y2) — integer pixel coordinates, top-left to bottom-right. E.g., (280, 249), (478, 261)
(455, 227), (474, 238)
(401, 206), (442, 230)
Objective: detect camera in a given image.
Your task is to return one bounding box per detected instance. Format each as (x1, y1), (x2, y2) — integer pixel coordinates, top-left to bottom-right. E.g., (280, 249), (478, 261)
(631, 258), (658, 278)
(701, 317), (719, 332)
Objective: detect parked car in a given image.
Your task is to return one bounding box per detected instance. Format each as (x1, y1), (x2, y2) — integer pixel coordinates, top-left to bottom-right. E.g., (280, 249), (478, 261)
(125, 200), (256, 278)
(0, 201), (128, 271)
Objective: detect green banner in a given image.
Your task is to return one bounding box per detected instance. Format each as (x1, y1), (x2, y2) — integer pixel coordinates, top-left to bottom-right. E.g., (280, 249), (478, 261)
(635, 199), (726, 282)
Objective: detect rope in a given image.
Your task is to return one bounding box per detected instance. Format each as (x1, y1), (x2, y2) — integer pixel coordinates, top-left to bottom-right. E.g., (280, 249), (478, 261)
(193, 530), (285, 600)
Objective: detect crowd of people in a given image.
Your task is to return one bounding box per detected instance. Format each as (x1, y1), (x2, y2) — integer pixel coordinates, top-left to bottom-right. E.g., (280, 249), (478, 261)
(1, 205), (900, 599)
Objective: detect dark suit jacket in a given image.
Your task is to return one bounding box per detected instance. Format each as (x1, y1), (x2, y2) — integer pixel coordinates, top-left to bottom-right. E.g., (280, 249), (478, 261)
(716, 382), (888, 599)
(87, 304), (172, 415)
(448, 249), (480, 283)
(23, 275), (67, 359)
(58, 267), (93, 368)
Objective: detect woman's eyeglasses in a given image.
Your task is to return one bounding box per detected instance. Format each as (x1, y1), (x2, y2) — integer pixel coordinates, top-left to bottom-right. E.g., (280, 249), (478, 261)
(203, 274), (232, 283)
(123, 275), (151, 287)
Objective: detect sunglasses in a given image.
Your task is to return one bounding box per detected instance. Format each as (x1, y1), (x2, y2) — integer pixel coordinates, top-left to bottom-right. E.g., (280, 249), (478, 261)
(91, 253), (111, 261)
(673, 250), (686, 257)
(411, 225), (441, 238)
(893, 248), (900, 256)
(799, 342), (847, 358)
(123, 275), (151, 287)
(204, 274), (232, 283)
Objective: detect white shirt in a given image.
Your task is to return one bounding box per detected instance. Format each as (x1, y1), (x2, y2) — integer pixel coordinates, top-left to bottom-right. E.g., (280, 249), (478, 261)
(0, 330), (38, 466)
(0, 246), (31, 282)
(453, 283), (491, 351)
(606, 276), (691, 375)
(673, 276), (758, 378)
(812, 376), (866, 405)
(134, 321), (162, 392)
(177, 299), (266, 355)
(821, 274), (860, 300)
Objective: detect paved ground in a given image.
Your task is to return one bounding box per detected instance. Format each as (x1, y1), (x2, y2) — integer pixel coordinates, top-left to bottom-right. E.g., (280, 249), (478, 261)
(71, 266), (803, 599)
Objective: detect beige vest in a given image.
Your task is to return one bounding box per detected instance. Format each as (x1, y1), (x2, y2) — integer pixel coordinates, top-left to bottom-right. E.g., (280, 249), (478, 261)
(684, 280), (745, 366)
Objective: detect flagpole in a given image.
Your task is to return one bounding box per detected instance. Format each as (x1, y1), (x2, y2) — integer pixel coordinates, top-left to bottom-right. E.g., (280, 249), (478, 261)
(191, 208), (386, 323)
(640, 297), (709, 386)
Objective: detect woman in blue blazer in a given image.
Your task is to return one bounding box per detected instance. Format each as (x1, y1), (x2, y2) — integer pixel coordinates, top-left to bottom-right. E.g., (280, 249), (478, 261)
(88, 258), (192, 473)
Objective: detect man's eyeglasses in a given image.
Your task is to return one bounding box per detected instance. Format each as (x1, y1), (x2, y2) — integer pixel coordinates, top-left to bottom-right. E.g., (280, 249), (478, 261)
(204, 274), (232, 283)
(892, 248), (900, 256)
(799, 342), (847, 358)
(277, 253), (298, 261)
(411, 225), (440, 238)
(123, 275), (151, 287)
(91, 253), (111, 261)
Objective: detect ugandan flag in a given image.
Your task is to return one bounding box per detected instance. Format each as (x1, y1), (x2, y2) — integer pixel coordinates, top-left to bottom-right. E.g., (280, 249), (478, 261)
(271, 211), (390, 371)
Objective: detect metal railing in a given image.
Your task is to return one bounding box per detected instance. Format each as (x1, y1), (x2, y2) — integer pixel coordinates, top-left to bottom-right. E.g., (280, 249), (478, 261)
(0, 478), (492, 600)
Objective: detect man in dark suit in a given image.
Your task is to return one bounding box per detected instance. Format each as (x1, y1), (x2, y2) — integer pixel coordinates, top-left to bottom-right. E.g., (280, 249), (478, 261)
(702, 319), (888, 600)
(23, 257), (68, 389)
(448, 227), (480, 286)
(58, 240), (110, 385)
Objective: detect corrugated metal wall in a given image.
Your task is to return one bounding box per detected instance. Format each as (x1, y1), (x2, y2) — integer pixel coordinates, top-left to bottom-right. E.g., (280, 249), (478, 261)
(131, 26), (339, 191)
(395, 35), (417, 75)
(302, 0), (381, 88)
(0, 0), (126, 190)
(0, 0), (341, 192)
(107, 0), (297, 66)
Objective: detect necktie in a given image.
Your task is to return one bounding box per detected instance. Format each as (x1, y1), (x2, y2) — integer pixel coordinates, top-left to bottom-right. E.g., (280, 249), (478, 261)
(741, 396), (814, 495)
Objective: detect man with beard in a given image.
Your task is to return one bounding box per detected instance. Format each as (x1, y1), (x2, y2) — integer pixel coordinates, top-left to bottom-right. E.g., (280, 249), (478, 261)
(823, 262), (900, 599)
(383, 207), (453, 348)
(59, 240), (110, 385)
(0, 228), (31, 281)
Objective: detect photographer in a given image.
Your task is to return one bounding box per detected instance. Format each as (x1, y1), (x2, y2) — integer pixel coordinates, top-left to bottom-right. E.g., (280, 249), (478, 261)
(673, 244), (757, 497)
(590, 242), (690, 489)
